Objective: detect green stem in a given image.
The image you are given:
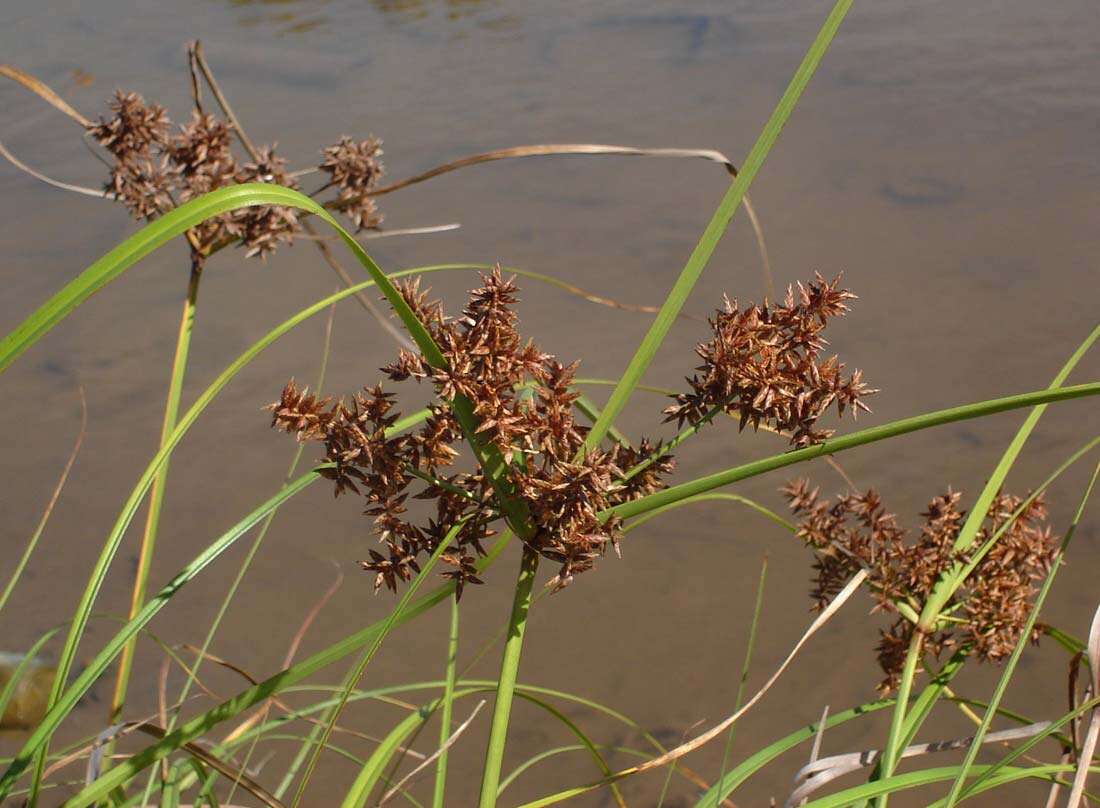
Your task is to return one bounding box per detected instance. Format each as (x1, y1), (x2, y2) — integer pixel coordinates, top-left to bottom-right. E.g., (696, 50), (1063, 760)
(478, 546), (540, 808)
(609, 382), (1100, 522)
(433, 595), (460, 808)
(290, 522), (467, 807)
(111, 257), (202, 725)
(621, 400), (728, 483)
(875, 632), (924, 806)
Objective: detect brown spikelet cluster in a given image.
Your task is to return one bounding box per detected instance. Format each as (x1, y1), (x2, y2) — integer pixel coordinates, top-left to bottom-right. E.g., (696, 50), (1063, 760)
(168, 112), (239, 245)
(269, 269), (674, 596)
(88, 91), (170, 159)
(665, 273), (875, 447)
(320, 136), (385, 231)
(231, 146), (300, 258)
(86, 89), (387, 261)
(783, 479), (1059, 692)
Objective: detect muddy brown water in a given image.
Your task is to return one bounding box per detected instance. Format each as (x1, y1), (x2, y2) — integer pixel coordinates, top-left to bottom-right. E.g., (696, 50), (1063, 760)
(1, 1), (1098, 805)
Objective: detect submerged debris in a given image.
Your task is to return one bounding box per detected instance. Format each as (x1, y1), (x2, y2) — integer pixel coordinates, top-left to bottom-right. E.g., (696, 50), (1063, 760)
(0, 653), (56, 730)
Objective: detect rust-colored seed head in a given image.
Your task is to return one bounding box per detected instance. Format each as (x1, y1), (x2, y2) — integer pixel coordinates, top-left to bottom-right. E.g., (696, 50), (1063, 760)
(321, 136), (385, 231)
(170, 112), (236, 181)
(666, 273), (875, 447)
(86, 89), (389, 261)
(268, 268), (674, 596)
(88, 90), (169, 160)
(232, 145), (300, 258)
(783, 479), (1059, 693)
(107, 158), (175, 221)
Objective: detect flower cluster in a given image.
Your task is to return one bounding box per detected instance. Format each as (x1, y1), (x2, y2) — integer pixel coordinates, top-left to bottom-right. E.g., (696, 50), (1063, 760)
(320, 136), (385, 231)
(269, 269), (674, 595)
(88, 91), (169, 160)
(783, 479), (1058, 692)
(665, 273), (875, 446)
(86, 89), (387, 260)
(232, 146), (301, 258)
(168, 112), (239, 247)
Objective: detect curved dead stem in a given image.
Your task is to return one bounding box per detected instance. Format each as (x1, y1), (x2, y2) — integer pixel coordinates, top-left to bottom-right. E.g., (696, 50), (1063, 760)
(0, 64), (90, 126)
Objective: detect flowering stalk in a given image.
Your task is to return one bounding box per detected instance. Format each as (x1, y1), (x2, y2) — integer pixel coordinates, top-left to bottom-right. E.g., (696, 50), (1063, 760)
(478, 546), (540, 808)
(109, 257), (203, 726)
(432, 594), (461, 808)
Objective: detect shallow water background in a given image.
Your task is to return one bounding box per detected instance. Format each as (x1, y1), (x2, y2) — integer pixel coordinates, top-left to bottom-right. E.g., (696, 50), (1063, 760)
(1, 1), (1098, 805)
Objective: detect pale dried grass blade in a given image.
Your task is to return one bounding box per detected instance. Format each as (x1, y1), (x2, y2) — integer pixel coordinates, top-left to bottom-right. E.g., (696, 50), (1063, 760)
(520, 570), (866, 806)
(378, 700), (486, 806)
(361, 142), (773, 290)
(795, 705), (829, 807)
(0, 64), (91, 126)
(366, 144), (739, 198)
(360, 223), (461, 239)
(1088, 604), (1100, 697)
(628, 570), (866, 775)
(157, 655), (172, 780)
(785, 721), (1051, 806)
(0, 137), (107, 197)
(1066, 603), (1100, 808)
(741, 196), (773, 298)
(1045, 750), (1074, 808)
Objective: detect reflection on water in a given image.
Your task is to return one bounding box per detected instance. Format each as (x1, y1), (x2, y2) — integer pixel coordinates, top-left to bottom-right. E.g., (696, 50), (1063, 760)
(372, 0), (488, 19)
(221, 0), (508, 36)
(224, 0), (330, 36)
(369, 0), (523, 37)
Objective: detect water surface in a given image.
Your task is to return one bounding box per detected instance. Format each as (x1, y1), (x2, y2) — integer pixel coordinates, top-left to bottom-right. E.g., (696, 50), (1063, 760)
(1, 2), (1098, 805)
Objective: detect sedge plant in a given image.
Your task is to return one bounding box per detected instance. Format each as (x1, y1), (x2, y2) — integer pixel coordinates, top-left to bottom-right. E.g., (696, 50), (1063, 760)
(1, 1), (1099, 805)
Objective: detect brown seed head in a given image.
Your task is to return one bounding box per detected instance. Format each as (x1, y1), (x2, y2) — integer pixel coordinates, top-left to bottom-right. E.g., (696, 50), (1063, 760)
(88, 90), (169, 160)
(666, 274), (875, 446)
(232, 145), (300, 258)
(321, 136), (385, 231)
(783, 479), (1059, 693)
(268, 268), (672, 596)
